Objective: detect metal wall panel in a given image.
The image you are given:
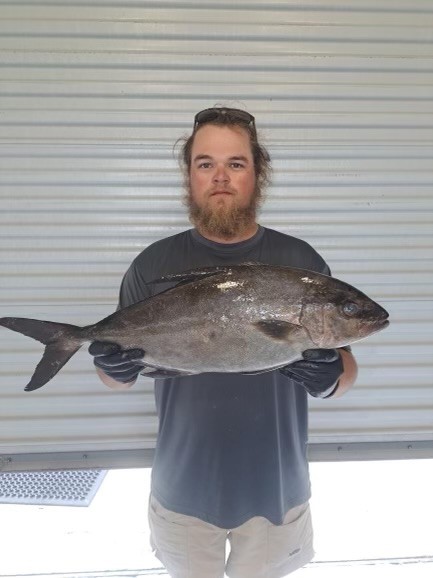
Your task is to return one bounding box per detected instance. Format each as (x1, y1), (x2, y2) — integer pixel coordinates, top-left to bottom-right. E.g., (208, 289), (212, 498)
(0, 0), (432, 470)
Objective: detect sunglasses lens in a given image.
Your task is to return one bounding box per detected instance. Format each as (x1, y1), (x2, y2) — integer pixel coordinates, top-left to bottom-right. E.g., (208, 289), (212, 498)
(195, 110), (220, 125)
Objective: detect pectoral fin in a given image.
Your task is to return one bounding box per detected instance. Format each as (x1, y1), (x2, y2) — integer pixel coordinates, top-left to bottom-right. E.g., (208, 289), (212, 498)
(253, 320), (302, 341)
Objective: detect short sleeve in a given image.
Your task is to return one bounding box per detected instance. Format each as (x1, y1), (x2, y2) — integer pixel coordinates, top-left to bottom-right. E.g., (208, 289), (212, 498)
(117, 261), (153, 310)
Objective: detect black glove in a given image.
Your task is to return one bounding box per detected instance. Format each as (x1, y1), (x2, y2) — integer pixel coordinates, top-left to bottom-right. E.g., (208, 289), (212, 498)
(89, 341), (145, 384)
(279, 348), (343, 398)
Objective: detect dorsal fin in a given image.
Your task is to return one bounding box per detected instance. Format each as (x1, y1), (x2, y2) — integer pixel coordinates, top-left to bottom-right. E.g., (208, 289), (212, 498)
(148, 262), (263, 287)
(148, 266), (230, 286)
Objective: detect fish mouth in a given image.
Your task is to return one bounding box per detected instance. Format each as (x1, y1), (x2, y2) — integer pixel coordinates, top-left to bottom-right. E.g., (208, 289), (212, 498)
(370, 317), (389, 333)
(374, 306), (389, 328)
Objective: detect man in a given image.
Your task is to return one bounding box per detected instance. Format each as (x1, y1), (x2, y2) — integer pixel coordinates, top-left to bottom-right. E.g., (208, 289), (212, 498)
(90, 107), (358, 578)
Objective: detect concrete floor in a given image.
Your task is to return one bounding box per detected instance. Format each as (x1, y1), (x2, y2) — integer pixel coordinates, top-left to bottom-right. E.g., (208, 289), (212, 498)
(0, 459), (432, 577)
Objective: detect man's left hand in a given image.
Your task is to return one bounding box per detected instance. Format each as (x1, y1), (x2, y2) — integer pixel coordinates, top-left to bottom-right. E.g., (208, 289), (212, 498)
(279, 348), (344, 398)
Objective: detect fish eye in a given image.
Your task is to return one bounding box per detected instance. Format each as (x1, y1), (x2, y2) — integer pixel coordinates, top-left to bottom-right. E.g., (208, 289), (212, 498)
(342, 302), (360, 316)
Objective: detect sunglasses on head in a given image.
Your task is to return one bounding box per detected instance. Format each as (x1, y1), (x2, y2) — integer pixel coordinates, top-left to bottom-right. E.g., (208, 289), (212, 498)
(193, 107), (256, 133)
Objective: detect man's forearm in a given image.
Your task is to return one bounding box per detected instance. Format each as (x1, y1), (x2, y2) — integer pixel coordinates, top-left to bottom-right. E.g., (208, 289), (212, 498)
(95, 367), (137, 390)
(331, 348), (358, 398)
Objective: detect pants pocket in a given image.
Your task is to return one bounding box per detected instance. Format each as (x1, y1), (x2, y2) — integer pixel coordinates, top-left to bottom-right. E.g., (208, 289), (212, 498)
(148, 496), (189, 568)
(267, 503), (314, 573)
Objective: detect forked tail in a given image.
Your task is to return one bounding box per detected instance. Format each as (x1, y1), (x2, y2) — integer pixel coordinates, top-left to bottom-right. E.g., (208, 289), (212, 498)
(0, 317), (84, 391)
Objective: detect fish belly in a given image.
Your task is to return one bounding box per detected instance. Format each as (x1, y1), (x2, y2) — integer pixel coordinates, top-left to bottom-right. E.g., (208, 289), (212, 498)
(128, 319), (305, 374)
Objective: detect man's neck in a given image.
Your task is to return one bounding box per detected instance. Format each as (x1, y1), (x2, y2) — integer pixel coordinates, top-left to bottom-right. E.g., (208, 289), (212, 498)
(196, 223), (259, 244)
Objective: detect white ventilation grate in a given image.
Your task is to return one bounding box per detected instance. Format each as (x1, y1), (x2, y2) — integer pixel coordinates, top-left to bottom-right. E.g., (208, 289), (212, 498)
(0, 469), (107, 506)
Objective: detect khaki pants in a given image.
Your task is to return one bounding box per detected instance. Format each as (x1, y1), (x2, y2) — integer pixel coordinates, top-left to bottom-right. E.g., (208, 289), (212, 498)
(148, 494), (314, 578)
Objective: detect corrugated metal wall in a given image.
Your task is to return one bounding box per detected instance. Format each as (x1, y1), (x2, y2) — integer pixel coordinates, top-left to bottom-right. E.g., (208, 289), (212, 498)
(1, 0), (432, 470)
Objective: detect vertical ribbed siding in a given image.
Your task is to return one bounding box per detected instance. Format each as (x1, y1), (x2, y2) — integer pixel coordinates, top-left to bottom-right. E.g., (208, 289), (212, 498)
(0, 0), (432, 469)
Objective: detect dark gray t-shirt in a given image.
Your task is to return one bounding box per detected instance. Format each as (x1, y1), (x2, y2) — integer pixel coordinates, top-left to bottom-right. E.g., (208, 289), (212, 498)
(118, 226), (330, 528)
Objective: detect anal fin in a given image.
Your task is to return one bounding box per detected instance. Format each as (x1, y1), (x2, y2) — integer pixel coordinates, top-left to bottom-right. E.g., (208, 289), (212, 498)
(139, 366), (191, 379)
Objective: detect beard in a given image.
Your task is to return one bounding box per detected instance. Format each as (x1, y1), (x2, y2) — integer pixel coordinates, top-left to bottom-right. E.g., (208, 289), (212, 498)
(185, 187), (262, 241)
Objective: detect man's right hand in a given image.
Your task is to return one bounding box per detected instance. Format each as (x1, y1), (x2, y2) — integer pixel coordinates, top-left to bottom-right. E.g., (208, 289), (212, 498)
(89, 341), (145, 384)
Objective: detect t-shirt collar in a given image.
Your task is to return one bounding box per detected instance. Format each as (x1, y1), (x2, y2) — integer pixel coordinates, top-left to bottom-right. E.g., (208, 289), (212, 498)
(191, 226), (264, 252)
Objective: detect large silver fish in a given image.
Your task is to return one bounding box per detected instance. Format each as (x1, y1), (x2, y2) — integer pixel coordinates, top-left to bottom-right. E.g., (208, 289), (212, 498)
(0, 263), (389, 391)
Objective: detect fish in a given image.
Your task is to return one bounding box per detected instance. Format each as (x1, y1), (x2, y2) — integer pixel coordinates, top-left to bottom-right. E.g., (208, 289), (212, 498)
(0, 263), (389, 391)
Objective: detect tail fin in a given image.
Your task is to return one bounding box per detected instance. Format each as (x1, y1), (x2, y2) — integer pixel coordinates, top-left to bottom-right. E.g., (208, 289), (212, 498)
(0, 317), (84, 391)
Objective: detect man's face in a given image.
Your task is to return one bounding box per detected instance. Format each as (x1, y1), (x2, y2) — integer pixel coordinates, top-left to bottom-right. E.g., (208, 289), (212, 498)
(186, 124), (259, 240)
